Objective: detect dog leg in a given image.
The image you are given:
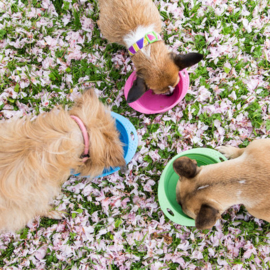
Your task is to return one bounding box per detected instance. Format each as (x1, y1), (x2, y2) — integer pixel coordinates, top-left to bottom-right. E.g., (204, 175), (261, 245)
(218, 145), (245, 159)
(44, 210), (64, 220)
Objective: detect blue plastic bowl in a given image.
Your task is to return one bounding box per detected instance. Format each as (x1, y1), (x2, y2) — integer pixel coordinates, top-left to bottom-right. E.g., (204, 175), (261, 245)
(71, 111), (138, 178)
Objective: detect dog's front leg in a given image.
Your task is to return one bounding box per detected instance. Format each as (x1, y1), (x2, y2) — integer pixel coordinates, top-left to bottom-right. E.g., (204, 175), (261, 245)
(218, 145), (245, 159)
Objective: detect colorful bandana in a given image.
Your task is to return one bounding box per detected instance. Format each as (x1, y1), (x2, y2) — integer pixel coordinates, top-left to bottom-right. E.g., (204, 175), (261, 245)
(128, 31), (162, 56)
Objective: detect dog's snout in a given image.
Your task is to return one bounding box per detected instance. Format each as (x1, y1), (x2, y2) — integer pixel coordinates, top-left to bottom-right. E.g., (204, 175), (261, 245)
(163, 91), (174, 97)
(161, 86), (175, 96)
(120, 164), (128, 174)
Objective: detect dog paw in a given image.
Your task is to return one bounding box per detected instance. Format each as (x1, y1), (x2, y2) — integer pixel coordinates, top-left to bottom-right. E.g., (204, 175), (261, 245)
(218, 145), (239, 159)
(44, 210), (64, 220)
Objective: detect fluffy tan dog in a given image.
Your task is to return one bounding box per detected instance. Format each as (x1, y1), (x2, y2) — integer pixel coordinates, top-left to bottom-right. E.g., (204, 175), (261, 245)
(0, 89), (125, 232)
(97, 0), (203, 103)
(174, 139), (270, 230)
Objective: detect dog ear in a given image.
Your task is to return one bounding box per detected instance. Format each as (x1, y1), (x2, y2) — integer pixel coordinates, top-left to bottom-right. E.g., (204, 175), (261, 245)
(173, 53), (203, 71)
(127, 77), (147, 103)
(72, 88), (98, 109)
(173, 156), (198, 178)
(195, 204), (220, 230)
(82, 88), (98, 98)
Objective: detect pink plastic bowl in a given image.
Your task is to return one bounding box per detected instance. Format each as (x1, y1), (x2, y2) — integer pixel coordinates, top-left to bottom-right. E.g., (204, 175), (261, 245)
(124, 69), (189, 114)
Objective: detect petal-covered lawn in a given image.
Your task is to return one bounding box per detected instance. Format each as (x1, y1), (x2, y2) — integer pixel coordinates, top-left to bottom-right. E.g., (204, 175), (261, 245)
(0, 0), (270, 269)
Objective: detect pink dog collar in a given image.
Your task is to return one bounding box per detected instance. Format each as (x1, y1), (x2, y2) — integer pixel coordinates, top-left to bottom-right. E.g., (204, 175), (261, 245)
(70, 115), (89, 162)
(128, 31), (162, 56)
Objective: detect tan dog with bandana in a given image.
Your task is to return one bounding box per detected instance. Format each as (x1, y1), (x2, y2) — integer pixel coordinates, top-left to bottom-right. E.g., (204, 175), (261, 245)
(97, 0), (203, 103)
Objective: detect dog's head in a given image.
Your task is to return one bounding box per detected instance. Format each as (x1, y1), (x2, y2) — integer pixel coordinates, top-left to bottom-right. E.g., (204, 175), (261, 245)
(173, 156), (221, 230)
(69, 89), (126, 177)
(127, 43), (203, 103)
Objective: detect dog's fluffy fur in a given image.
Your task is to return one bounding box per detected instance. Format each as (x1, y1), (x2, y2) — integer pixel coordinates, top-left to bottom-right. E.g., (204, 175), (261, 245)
(0, 89), (125, 232)
(174, 139), (270, 230)
(97, 0), (203, 103)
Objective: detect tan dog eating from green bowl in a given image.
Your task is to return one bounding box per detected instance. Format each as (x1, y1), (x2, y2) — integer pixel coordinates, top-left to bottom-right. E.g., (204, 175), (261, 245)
(174, 139), (270, 230)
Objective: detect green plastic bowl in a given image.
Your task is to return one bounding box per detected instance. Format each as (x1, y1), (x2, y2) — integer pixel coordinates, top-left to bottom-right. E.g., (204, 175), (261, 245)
(158, 148), (227, 226)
